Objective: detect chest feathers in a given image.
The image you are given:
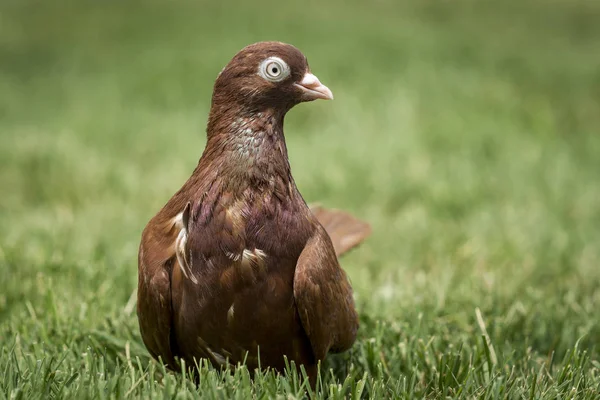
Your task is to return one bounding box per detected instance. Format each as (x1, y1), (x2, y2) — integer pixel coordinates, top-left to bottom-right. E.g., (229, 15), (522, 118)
(170, 110), (314, 285)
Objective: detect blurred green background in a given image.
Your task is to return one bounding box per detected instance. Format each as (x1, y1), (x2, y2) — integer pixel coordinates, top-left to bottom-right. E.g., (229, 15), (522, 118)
(1, 0), (600, 398)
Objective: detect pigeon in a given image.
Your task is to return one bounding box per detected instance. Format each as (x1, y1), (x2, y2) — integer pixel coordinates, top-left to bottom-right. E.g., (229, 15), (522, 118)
(137, 41), (371, 384)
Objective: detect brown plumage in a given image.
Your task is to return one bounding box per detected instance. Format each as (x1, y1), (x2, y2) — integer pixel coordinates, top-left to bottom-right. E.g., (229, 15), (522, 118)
(137, 41), (371, 383)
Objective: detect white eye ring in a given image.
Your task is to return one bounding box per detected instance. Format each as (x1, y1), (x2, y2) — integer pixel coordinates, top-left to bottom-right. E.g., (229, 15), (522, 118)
(258, 57), (290, 82)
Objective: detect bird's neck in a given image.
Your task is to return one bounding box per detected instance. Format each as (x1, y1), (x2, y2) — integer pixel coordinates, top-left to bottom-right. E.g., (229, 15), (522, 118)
(201, 106), (295, 195)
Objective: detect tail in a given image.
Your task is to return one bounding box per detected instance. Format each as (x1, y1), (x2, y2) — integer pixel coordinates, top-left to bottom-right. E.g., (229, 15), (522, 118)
(310, 204), (371, 257)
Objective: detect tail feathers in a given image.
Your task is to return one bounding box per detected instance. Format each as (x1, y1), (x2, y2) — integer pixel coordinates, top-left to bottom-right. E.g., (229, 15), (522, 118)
(310, 204), (371, 257)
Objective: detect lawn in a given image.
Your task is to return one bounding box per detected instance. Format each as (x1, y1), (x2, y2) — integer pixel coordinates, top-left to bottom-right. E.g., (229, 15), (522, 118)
(1, 0), (600, 398)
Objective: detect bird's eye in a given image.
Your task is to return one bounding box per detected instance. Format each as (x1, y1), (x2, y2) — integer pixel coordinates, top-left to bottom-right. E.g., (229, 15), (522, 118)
(267, 63), (280, 76)
(259, 57), (290, 82)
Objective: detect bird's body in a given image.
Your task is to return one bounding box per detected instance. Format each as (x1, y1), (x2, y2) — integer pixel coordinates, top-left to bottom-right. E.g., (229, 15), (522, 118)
(137, 42), (370, 382)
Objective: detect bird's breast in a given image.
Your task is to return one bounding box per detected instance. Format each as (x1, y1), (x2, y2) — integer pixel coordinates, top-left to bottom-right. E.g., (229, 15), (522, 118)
(171, 192), (315, 369)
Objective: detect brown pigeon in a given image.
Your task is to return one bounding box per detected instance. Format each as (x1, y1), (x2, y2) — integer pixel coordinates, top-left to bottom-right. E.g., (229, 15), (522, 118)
(137, 41), (371, 383)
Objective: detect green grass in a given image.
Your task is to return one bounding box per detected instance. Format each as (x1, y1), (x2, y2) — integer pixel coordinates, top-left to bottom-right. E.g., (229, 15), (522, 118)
(2, 0), (600, 398)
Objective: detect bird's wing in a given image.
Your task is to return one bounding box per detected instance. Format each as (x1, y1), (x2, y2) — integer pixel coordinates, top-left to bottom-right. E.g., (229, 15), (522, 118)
(309, 204), (371, 257)
(137, 204), (191, 369)
(293, 226), (359, 361)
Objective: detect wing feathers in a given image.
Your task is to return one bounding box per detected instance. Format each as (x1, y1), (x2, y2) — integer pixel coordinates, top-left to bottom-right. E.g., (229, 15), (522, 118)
(293, 227), (359, 360)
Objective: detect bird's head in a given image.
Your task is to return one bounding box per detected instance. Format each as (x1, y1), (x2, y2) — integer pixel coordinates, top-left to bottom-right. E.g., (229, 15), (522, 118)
(211, 41), (333, 113)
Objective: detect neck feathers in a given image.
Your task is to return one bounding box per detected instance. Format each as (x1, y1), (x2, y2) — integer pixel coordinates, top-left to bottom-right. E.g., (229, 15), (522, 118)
(201, 107), (295, 196)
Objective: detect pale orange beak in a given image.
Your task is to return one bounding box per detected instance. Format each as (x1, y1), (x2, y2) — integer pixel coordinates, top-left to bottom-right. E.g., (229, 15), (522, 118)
(295, 72), (334, 101)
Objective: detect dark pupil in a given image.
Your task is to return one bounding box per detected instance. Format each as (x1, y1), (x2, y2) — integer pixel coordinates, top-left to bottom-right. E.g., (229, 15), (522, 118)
(271, 66), (278, 74)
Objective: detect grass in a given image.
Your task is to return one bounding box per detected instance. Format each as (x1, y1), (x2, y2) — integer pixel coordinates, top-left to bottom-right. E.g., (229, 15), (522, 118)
(1, 0), (600, 398)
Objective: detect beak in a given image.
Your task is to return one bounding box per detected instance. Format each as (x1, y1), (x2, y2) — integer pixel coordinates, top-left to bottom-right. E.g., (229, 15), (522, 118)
(294, 72), (334, 101)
